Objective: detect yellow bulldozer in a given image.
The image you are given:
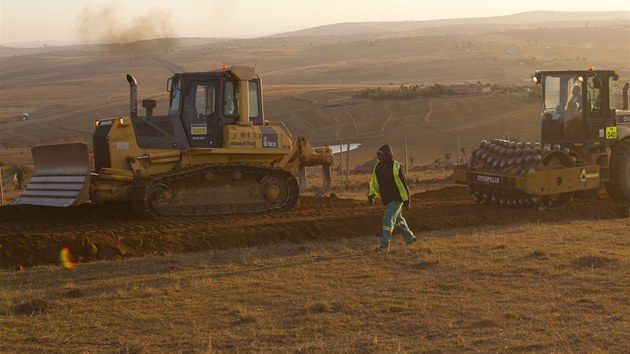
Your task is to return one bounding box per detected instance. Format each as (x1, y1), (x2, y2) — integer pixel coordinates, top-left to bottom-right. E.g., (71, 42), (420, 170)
(454, 68), (630, 210)
(12, 66), (333, 217)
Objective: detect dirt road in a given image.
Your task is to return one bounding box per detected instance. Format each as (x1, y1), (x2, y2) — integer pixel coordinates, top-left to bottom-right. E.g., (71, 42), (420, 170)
(1, 186), (627, 269)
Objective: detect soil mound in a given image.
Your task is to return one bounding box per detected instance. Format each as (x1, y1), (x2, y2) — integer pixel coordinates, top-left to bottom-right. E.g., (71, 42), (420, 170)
(0, 187), (627, 269)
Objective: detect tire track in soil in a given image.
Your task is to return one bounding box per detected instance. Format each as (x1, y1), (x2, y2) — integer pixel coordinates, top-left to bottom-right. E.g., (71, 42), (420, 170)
(380, 101), (393, 132)
(341, 107), (359, 137)
(0, 186), (627, 269)
(423, 101), (433, 124)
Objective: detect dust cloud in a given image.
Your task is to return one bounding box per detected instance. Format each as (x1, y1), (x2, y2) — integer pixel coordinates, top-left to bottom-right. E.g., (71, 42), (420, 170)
(76, 3), (179, 55)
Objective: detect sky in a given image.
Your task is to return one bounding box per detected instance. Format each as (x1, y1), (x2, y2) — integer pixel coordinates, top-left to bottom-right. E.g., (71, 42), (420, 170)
(1, 0), (629, 46)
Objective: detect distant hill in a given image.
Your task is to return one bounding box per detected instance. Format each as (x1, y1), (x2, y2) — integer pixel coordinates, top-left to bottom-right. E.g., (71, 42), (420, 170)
(2, 11), (628, 58)
(273, 11), (630, 37)
(0, 38), (234, 58)
(0, 10), (628, 153)
(0, 45), (65, 57)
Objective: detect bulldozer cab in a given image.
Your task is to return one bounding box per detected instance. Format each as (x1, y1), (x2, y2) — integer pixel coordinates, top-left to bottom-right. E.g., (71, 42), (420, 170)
(167, 70), (264, 148)
(536, 69), (619, 147)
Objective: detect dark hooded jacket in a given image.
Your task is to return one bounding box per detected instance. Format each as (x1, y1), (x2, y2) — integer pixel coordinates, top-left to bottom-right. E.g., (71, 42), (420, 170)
(369, 144), (410, 205)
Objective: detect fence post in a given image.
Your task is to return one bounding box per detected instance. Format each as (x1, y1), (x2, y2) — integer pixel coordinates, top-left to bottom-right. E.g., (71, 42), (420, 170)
(404, 138), (408, 177)
(457, 134), (462, 163)
(0, 167), (4, 206)
(340, 138), (343, 182)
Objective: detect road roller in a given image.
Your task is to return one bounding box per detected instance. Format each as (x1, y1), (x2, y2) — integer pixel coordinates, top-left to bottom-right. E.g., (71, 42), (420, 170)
(453, 68), (630, 210)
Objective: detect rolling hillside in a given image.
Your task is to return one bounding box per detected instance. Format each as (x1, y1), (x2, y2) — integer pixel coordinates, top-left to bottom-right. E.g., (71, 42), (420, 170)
(277, 11), (630, 37)
(0, 12), (628, 166)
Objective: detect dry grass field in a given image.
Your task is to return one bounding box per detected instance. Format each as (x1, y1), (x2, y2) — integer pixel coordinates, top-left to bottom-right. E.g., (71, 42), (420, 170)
(1, 218), (628, 352)
(1, 15), (629, 353)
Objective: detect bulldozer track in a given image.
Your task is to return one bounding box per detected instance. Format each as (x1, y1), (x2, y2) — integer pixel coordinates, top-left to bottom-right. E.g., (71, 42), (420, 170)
(130, 164), (299, 218)
(0, 186), (627, 269)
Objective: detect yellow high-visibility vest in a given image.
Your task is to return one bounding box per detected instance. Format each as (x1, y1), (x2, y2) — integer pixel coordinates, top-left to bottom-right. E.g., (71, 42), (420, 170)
(368, 161), (409, 201)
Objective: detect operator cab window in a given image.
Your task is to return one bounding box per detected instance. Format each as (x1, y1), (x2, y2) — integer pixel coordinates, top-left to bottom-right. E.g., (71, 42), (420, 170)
(608, 76), (617, 115)
(543, 75), (562, 119)
(586, 76), (603, 118)
(542, 74), (583, 140)
(248, 81), (260, 118)
(194, 84), (217, 120)
(224, 81), (239, 116)
(564, 77), (583, 138)
(169, 79), (182, 115)
(182, 82), (216, 123)
(223, 81), (261, 118)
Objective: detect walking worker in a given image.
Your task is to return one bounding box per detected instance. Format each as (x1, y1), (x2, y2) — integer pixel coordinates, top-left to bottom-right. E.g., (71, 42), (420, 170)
(368, 144), (417, 252)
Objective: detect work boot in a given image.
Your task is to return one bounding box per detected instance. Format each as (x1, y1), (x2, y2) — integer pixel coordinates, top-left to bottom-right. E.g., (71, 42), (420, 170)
(375, 246), (389, 253)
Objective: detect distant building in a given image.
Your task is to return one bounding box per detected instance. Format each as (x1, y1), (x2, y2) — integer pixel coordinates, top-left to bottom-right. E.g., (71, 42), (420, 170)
(448, 83), (492, 95)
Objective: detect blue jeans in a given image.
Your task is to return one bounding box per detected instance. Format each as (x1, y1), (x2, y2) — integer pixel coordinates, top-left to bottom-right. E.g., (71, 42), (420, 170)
(380, 201), (415, 249)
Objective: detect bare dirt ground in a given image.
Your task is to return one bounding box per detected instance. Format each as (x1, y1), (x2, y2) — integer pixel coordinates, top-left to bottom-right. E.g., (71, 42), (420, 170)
(1, 185), (627, 269)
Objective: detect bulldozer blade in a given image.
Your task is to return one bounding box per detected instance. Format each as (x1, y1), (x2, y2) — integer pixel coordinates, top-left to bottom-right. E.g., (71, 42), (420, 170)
(12, 137), (91, 207)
